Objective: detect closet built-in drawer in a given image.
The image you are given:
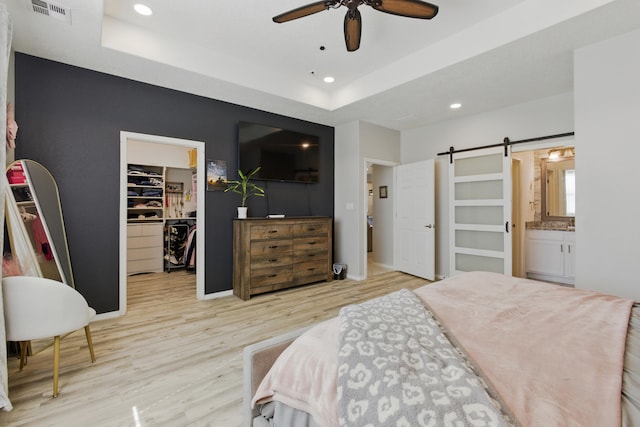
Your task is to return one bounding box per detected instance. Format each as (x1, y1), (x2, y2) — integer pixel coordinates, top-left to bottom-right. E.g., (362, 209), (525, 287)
(127, 223), (163, 275)
(250, 224), (292, 240)
(128, 235), (162, 249)
(128, 223), (163, 237)
(128, 247), (161, 260)
(128, 258), (163, 275)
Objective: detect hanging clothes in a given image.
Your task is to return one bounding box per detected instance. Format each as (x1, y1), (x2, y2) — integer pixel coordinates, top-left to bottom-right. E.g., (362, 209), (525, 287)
(184, 225), (197, 270)
(32, 216), (52, 260)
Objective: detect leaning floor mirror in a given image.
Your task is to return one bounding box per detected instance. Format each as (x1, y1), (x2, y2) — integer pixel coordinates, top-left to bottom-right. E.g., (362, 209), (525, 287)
(3, 159), (75, 287)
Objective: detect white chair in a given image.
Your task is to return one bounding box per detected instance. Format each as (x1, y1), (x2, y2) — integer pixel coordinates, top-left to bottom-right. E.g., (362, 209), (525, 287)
(1, 276), (96, 397)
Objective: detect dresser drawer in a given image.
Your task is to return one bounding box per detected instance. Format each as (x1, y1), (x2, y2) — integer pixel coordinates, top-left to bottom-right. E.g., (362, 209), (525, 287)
(293, 222), (328, 236)
(294, 236), (328, 252)
(251, 239), (293, 256)
(251, 253), (293, 270)
(250, 266), (293, 288)
(250, 224), (293, 240)
(251, 279), (299, 296)
(294, 249), (326, 263)
(294, 260), (328, 283)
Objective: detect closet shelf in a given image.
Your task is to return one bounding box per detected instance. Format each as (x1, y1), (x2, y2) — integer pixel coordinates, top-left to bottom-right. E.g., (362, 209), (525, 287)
(127, 164), (165, 224)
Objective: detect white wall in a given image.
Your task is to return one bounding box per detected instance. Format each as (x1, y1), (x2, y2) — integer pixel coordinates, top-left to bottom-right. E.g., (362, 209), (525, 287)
(574, 28), (640, 300)
(334, 121), (400, 279)
(128, 139), (191, 168)
(401, 93), (574, 278)
(334, 122), (360, 277)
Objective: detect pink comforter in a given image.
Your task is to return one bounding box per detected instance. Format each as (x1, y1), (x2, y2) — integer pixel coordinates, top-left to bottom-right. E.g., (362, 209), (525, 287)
(253, 272), (634, 426)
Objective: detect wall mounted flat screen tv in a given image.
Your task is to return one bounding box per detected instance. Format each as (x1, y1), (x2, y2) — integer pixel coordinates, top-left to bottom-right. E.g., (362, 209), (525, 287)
(238, 121), (320, 183)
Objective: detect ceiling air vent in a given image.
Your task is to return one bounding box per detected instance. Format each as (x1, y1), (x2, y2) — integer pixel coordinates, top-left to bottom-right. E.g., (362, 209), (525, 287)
(29, 0), (72, 25)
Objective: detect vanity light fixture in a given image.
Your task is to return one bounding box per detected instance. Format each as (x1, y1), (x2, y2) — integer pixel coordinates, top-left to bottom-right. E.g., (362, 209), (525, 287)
(548, 150), (560, 160)
(450, 103), (462, 109)
(323, 76), (335, 83)
(134, 4), (153, 16)
(548, 147), (574, 160)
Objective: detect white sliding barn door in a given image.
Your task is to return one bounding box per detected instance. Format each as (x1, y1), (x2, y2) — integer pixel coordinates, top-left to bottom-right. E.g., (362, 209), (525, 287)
(449, 147), (512, 276)
(394, 159), (435, 280)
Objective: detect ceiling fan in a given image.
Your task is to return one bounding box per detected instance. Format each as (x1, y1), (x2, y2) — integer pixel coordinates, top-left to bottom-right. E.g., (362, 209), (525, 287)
(273, 0), (439, 52)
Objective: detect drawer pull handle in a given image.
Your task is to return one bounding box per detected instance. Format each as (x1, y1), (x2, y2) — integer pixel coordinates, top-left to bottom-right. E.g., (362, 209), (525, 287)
(269, 258), (278, 263)
(269, 245), (278, 249)
(268, 274), (278, 278)
(308, 241), (317, 245)
(308, 254), (316, 257)
(308, 227), (316, 231)
(268, 230), (278, 234)
(307, 268), (316, 271)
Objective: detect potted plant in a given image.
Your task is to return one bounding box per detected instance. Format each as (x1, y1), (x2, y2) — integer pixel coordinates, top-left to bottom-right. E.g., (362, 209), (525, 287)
(225, 167), (265, 218)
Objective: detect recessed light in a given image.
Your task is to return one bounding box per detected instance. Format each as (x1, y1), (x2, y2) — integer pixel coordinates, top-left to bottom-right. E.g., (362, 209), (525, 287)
(450, 103), (462, 109)
(323, 76), (335, 83)
(134, 4), (153, 16)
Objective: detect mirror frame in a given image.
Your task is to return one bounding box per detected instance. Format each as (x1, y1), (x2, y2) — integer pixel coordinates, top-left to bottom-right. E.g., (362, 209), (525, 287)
(540, 157), (575, 223)
(5, 159), (76, 287)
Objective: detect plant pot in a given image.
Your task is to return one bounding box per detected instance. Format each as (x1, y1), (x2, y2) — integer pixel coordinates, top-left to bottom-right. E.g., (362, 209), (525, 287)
(237, 206), (248, 219)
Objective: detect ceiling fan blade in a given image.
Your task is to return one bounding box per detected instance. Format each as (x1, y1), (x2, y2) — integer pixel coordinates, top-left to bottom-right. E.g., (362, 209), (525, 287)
(273, 1), (336, 23)
(370, 0), (439, 19)
(344, 9), (362, 52)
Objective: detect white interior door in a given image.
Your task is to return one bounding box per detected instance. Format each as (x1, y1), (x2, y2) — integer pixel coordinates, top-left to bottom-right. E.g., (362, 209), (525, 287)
(449, 147), (512, 276)
(394, 159), (435, 280)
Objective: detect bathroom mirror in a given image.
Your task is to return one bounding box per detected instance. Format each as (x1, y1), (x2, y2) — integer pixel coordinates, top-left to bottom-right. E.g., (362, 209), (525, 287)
(4, 160), (75, 287)
(541, 154), (575, 221)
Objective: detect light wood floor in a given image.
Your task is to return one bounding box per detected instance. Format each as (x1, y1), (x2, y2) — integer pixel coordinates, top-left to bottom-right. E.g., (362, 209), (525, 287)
(0, 270), (429, 427)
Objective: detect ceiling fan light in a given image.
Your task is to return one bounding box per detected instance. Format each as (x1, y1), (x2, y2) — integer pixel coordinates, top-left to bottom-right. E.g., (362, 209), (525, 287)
(323, 76), (335, 83)
(134, 4), (153, 16)
(450, 103), (462, 109)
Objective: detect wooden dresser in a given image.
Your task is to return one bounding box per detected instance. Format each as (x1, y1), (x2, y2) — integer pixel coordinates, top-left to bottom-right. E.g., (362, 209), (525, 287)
(233, 217), (333, 300)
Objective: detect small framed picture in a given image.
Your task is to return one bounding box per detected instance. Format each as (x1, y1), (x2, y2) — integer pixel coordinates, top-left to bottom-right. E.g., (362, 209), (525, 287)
(379, 185), (388, 199)
(207, 159), (228, 191)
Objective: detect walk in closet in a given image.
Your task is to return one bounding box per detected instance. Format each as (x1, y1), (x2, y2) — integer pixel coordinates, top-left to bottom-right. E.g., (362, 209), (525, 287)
(125, 140), (198, 276)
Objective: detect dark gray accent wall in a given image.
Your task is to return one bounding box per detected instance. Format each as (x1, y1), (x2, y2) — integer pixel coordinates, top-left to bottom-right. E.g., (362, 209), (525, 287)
(14, 53), (335, 313)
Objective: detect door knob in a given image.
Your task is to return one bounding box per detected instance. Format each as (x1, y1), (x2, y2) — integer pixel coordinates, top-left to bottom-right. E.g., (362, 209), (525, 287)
(425, 224), (434, 229)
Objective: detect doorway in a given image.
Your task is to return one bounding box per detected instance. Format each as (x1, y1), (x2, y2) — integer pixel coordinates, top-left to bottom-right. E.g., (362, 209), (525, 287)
(511, 138), (576, 279)
(119, 132), (206, 316)
(364, 160), (396, 279)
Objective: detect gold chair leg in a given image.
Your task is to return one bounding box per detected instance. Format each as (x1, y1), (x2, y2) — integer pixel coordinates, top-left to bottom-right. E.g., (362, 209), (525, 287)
(19, 341), (28, 370)
(84, 326), (96, 363)
(53, 335), (60, 398)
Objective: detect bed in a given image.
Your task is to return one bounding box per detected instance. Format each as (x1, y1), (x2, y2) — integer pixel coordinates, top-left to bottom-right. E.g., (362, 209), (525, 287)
(243, 271), (640, 426)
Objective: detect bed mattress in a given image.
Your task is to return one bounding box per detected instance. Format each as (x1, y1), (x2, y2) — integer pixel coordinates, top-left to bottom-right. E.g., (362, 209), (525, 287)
(247, 272), (639, 426)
